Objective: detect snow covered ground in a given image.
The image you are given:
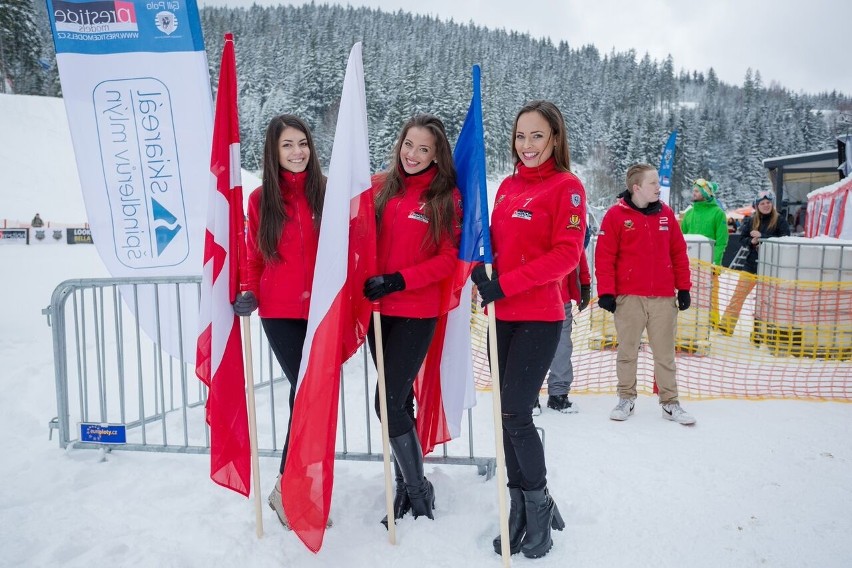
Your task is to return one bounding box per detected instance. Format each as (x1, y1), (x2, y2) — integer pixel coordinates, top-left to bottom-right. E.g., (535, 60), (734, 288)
(2, 92), (852, 568)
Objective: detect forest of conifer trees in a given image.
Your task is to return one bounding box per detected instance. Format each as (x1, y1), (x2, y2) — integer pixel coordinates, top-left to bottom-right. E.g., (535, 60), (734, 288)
(10, 0), (852, 211)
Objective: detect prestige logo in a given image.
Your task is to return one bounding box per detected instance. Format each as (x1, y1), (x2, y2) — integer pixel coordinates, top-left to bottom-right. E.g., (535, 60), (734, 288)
(53, 0), (138, 34)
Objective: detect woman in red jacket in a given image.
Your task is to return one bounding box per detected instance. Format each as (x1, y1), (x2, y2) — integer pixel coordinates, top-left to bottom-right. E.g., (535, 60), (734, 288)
(473, 100), (586, 559)
(363, 114), (461, 525)
(232, 115), (325, 530)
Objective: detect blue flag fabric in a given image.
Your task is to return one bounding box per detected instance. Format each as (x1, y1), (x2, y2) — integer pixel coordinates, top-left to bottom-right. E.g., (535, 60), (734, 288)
(453, 65), (492, 264)
(658, 130), (677, 203)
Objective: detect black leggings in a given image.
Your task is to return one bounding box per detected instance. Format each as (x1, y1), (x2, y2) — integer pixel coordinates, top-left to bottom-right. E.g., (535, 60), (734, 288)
(261, 318), (308, 475)
(493, 319), (562, 491)
(367, 314), (437, 438)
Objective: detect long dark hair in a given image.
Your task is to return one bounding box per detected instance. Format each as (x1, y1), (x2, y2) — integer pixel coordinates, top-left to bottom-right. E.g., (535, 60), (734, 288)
(257, 115), (325, 260)
(510, 100), (572, 172)
(375, 114), (457, 245)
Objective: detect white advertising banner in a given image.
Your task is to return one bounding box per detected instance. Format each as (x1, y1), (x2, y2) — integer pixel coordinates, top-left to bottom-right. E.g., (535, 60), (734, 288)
(47, 0), (213, 362)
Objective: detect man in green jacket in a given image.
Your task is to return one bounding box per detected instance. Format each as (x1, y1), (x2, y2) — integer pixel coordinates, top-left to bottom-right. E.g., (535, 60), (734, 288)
(680, 178), (728, 325)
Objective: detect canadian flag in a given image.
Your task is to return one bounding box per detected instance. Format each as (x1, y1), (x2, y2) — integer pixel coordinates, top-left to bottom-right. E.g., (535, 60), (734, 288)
(281, 42), (375, 553)
(195, 33), (250, 496)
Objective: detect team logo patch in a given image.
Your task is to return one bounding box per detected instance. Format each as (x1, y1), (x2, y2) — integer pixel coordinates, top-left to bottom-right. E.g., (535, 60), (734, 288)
(624, 220), (635, 231)
(567, 214), (581, 230)
(512, 209), (533, 220)
(571, 194), (581, 207)
(659, 216), (669, 225)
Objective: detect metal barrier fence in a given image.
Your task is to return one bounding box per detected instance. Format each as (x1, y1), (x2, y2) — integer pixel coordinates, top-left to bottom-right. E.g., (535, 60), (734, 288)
(43, 276), (495, 478)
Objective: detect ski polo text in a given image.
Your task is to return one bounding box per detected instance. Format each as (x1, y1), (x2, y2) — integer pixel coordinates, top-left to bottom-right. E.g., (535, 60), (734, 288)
(408, 211), (429, 224)
(512, 209), (533, 220)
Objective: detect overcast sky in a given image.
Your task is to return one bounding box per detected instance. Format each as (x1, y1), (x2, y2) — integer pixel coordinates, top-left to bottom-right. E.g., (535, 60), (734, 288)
(200, 0), (851, 95)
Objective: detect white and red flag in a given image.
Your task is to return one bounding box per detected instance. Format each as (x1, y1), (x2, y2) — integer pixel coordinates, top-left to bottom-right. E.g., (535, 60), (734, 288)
(281, 42), (375, 553)
(195, 33), (250, 496)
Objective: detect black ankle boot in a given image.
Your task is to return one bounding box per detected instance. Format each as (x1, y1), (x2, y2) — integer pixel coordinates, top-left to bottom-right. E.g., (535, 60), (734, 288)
(492, 487), (525, 555)
(381, 456), (412, 529)
(389, 429), (434, 520)
(520, 488), (565, 559)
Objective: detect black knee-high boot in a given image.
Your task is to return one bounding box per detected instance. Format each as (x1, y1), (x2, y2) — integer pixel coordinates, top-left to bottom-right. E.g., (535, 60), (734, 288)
(389, 429), (434, 520)
(520, 488), (565, 559)
(381, 456), (412, 528)
(492, 487), (526, 555)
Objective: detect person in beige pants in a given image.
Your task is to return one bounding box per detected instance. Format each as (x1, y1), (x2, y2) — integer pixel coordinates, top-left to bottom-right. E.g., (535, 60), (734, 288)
(594, 163), (696, 425)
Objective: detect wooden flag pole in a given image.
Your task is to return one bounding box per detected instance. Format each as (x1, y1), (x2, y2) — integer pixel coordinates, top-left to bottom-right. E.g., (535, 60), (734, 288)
(241, 315), (264, 538)
(372, 311), (397, 545)
(484, 264), (511, 567)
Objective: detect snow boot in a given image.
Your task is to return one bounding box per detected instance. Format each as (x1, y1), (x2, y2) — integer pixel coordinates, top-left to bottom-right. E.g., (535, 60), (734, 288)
(381, 455), (412, 529)
(492, 487), (526, 555)
(547, 394), (578, 414)
(268, 474), (333, 529)
(389, 429), (434, 520)
(520, 488), (565, 559)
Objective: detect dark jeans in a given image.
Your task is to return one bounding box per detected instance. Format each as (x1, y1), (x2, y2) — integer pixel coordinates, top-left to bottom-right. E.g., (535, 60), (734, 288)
(367, 314), (437, 438)
(493, 319), (562, 491)
(261, 318), (308, 475)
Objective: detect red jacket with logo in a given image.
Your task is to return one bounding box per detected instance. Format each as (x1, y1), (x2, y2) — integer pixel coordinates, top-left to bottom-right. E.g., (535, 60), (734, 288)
(243, 169), (319, 319)
(373, 166), (461, 318)
(594, 195), (691, 297)
(490, 157), (587, 321)
(560, 249), (591, 304)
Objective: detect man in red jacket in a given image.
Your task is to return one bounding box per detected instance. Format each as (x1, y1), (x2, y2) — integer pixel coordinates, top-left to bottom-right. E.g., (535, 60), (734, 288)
(535, 250), (590, 414)
(594, 163), (696, 425)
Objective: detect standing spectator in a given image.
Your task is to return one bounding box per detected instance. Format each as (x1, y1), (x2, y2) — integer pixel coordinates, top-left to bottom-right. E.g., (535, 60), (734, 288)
(364, 114), (461, 526)
(535, 249), (590, 414)
(680, 178), (728, 326)
(717, 189), (790, 335)
(232, 115), (327, 530)
(595, 163), (695, 425)
(474, 100), (585, 559)
(31, 213), (44, 227)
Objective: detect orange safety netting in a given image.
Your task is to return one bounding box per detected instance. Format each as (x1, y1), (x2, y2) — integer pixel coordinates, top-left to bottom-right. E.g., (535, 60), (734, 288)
(470, 258), (852, 400)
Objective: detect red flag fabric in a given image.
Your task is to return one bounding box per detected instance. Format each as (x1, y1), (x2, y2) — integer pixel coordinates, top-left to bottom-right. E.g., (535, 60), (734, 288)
(281, 42), (375, 553)
(195, 33), (250, 496)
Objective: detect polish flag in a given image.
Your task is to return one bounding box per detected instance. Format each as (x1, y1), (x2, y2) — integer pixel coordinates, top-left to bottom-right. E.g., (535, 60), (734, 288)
(414, 65), (490, 455)
(281, 43), (375, 553)
(195, 33), (250, 496)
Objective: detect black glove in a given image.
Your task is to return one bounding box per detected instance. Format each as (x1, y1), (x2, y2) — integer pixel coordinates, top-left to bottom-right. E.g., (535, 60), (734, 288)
(598, 294), (616, 313)
(677, 289), (691, 311)
(471, 263), (494, 287)
(578, 284), (591, 311)
(233, 291), (258, 316)
(478, 278), (505, 307)
(364, 272), (406, 301)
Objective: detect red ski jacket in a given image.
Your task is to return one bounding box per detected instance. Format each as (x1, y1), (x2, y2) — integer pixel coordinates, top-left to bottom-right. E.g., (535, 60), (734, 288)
(243, 169), (319, 319)
(594, 195), (691, 297)
(373, 166), (462, 318)
(490, 157), (587, 321)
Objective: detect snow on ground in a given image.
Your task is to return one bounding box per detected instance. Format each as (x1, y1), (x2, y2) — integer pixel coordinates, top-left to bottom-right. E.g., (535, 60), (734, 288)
(1, 92), (851, 568)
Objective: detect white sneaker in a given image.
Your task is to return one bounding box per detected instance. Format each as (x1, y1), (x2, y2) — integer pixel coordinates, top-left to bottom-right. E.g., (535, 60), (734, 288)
(609, 397), (635, 421)
(268, 475), (334, 529)
(662, 402), (696, 425)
